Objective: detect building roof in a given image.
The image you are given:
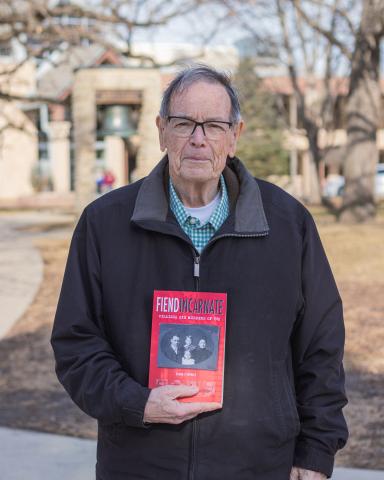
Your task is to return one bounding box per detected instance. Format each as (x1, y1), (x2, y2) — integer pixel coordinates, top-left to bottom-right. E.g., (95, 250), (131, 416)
(37, 42), (384, 103)
(262, 76), (384, 96)
(37, 45), (124, 101)
(37, 42), (240, 101)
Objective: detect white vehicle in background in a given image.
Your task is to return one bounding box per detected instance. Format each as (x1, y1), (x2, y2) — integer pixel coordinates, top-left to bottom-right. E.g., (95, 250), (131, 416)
(323, 174), (345, 197)
(376, 163), (384, 197)
(323, 164), (384, 198)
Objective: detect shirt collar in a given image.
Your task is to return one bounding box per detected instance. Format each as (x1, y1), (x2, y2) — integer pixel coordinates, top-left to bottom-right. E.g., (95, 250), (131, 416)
(169, 175), (229, 231)
(131, 155), (269, 236)
(209, 175), (229, 231)
(169, 179), (189, 226)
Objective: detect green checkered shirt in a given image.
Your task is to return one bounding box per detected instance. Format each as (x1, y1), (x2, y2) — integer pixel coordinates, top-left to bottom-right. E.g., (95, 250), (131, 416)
(169, 175), (229, 253)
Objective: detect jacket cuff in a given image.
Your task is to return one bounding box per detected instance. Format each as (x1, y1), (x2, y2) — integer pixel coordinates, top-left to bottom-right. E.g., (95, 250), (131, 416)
(293, 441), (335, 478)
(121, 386), (151, 428)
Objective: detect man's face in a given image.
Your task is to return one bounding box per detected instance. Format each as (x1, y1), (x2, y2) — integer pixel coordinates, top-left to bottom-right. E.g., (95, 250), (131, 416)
(171, 336), (179, 347)
(157, 81), (243, 185)
(198, 339), (206, 349)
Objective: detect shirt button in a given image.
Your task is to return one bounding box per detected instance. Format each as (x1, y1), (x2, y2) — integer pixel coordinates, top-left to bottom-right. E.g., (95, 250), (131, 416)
(189, 217), (197, 225)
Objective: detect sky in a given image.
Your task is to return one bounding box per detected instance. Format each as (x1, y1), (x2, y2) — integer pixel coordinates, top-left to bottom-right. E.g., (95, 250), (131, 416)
(131, 3), (246, 47)
(52, 1), (383, 75)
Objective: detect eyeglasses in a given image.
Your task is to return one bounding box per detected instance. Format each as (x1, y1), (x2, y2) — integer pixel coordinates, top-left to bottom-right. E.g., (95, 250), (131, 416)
(167, 116), (232, 140)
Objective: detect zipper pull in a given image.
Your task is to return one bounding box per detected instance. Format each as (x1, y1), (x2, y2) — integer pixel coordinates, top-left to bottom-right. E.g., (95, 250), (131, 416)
(194, 256), (200, 278)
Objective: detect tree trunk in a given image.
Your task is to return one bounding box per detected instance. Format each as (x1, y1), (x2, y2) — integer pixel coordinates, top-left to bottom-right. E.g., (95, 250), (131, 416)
(304, 118), (322, 204)
(340, 1), (383, 223)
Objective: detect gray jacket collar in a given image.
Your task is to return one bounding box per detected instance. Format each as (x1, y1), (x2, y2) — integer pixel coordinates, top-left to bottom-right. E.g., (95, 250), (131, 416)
(131, 155), (269, 235)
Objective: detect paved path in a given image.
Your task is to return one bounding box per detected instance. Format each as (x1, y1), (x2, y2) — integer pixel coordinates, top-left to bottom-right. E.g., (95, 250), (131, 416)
(0, 427), (95, 480)
(0, 427), (383, 480)
(0, 211), (73, 339)
(0, 215), (43, 338)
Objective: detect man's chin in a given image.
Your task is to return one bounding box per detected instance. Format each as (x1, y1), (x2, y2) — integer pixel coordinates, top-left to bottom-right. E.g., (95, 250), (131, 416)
(179, 165), (215, 184)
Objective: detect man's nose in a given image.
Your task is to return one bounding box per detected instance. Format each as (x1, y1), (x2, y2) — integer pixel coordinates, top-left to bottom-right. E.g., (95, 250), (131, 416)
(189, 124), (206, 146)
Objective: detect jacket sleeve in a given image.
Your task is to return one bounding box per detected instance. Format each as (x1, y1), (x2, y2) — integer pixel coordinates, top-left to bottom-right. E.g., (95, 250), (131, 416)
(292, 209), (348, 477)
(51, 207), (151, 428)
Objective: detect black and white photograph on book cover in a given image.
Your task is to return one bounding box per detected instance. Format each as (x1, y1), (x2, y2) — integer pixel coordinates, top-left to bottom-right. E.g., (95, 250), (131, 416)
(158, 323), (220, 370)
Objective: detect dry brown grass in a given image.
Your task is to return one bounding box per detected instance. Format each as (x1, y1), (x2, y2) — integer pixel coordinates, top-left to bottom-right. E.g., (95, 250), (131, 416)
(318, 218), (384, 374)
(0, 235), (97, 438)
(315, 210), (384, 468)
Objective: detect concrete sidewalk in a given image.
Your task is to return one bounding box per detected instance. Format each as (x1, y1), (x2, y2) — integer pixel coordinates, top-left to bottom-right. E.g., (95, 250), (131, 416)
(0, 427), (382, 480)
(0, 215), (43, 338)
(0, 427), (95, 480)
(0, 211), (73, 339)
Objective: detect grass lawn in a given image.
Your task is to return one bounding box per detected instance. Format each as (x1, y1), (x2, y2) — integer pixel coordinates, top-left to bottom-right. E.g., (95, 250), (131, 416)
(313, 207), (384, 469)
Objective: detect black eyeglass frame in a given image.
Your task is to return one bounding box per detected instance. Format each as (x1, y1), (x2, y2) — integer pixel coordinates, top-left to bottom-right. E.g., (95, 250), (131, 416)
(167, 116), (233, 137)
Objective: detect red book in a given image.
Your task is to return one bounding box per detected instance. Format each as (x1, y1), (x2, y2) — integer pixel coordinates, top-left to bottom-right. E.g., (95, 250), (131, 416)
(149, 290), (227, 405)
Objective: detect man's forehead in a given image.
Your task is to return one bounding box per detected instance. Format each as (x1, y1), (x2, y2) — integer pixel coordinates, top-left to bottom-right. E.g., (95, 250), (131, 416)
(169, 81), (231, 117)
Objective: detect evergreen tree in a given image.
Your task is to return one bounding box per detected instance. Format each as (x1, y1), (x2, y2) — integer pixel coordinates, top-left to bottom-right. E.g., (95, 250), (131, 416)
(234, 58), (289, 178)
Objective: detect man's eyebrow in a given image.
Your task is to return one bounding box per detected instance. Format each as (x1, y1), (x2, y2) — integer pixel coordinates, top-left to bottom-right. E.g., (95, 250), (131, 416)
(169, 114), (230, 122)
(204, 117), (231, 122)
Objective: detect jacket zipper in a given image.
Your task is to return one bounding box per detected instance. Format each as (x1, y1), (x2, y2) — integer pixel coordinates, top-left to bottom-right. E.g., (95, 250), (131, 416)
(189, 250), (200, 480)
(188, 231), (268, 480)
(193, 254), (200, 291)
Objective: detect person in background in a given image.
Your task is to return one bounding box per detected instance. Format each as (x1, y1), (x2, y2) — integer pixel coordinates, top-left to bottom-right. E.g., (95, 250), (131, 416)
(103, 169), (116, 192)
(95, 168), (104, 194)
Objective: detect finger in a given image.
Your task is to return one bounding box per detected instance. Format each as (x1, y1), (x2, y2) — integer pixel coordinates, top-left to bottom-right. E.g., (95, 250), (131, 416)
(194, 401), (222, 412)
(165, 384), (199, 399)
(177, 401), (221, 418)
(182, 403), (221, 418)
(290, 467), (299, 480)
(160, 401), (221, 425)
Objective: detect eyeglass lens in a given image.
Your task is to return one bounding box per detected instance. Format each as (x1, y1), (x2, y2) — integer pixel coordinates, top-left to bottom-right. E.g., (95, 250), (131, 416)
(169, 118), (230, 139)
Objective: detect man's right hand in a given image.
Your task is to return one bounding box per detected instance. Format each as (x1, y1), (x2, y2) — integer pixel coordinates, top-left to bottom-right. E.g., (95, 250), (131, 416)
(143, 385), (221, 425)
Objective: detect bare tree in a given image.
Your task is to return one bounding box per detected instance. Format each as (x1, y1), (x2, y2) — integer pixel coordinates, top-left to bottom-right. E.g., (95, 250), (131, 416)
(276, 0), (325, 203)
(0, 0), (215, 102)
(0, 0), (225, 177)
(293, 0), (384, 222)
(223, 0), (384, 221)
(221, 0), (352, 203)
(0, 0), (230, 209)
(340, 1), (383, 222)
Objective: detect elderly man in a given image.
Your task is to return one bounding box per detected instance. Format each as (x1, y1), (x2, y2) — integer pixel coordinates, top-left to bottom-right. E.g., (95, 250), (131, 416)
(51, 65), (348, 480)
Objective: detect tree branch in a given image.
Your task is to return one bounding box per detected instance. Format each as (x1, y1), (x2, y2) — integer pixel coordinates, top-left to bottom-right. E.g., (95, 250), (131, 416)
(291, 0), (353, 60)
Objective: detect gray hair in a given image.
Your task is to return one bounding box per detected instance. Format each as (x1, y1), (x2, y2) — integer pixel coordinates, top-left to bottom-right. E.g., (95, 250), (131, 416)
(159, 65), (241, 124)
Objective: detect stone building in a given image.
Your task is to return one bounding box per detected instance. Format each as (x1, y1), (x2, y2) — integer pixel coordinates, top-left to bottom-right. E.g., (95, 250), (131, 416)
(0, 61), (37, 203)
(0, 43), (239, 210)
(1, 42), (383, 208)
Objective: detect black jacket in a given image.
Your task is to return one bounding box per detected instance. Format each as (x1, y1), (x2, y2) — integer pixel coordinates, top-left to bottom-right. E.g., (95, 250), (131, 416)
(51, 156), (348, 480)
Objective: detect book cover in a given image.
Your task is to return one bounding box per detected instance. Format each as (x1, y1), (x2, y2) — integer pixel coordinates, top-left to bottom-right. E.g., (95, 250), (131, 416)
(149, 290), (227, 405)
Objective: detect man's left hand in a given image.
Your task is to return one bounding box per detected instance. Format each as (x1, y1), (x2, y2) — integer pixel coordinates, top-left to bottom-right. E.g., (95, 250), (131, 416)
(290, 467), (327, 479)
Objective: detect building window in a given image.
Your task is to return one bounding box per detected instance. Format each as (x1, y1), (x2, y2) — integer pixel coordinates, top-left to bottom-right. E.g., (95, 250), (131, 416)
(0, 41), (12, 57)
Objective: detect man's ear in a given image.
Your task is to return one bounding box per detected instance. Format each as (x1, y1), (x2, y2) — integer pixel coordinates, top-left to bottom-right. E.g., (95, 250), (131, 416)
(228, 120), (244, 158)
(156, 115), (167, 152)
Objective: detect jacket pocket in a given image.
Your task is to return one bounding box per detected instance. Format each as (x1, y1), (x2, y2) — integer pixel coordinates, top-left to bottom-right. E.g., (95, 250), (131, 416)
(199, 361), (298, 474)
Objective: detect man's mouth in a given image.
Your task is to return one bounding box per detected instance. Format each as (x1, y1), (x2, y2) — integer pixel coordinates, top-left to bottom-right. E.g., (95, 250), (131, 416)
(183, 156), (210, 162)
